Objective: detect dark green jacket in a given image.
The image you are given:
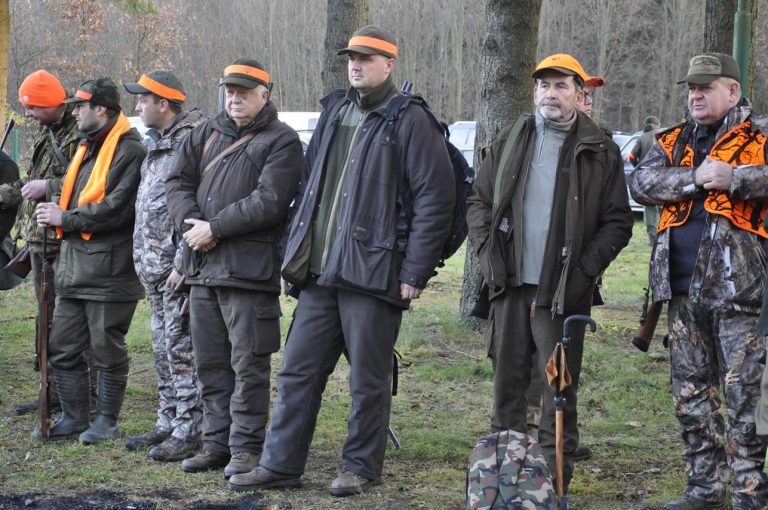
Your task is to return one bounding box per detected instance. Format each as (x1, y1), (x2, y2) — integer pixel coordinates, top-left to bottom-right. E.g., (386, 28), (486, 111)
(466, 111), (633, 314)
(52, 118), (146, 301)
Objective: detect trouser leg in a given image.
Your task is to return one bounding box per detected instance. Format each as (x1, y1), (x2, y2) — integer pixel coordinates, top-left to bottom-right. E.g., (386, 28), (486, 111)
(488, 285), (537, 433)
(667, 296), (728, 503)
(339, 288), (402, 480)
(261, 281), (344, 476)
(147, 285), (174, 432)
(711, 308), (768, 509)
(525, 355), (545, 439)
(161, 284), (200, 441)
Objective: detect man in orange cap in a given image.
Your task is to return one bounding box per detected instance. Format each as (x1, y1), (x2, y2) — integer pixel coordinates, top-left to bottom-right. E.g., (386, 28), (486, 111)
(0, 70), (98, 418)
(466, 53), (633, 495)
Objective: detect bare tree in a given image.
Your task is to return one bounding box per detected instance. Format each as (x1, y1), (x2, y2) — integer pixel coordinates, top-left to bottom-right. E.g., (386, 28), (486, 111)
(704, 0), (737, 53)
(321, 0), (368, 95)
(0, 0), (8, 126)
(460, 0), (542, 320)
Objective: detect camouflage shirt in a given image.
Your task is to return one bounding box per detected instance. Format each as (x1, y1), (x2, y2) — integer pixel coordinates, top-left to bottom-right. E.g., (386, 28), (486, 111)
(133, 109), (205, 285)
(629, 100), (768, 312)
(0, 106), (79, 253)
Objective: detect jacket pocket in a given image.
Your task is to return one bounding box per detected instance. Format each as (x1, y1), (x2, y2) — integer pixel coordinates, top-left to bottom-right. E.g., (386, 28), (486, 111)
(251, 304), (281, 355)
(339, 224), (395, 292)
(226, 237), (275, 281)
(68, 240), (112, 288)
(564, 264), (596, 312)
(110, 238), (135, 278)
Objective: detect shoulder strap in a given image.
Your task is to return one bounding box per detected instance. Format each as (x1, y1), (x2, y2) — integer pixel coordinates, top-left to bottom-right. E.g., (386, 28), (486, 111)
(199, 131), (255, 181)
(201, 130), (220, 163)
(48, 129), (69, 167)
(492, 116), (527, 210)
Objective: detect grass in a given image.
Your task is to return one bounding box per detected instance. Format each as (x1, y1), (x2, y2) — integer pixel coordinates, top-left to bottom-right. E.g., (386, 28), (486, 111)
(0, 219), (692, 509)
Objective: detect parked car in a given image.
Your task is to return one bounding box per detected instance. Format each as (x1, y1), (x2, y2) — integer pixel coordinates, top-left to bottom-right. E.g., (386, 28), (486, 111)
(448, 120), (476, 167)
(613, 131), (644, 213)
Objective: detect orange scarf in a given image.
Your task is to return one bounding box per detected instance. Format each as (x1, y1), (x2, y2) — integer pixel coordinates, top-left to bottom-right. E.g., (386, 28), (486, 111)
(56, 113), (132, 240)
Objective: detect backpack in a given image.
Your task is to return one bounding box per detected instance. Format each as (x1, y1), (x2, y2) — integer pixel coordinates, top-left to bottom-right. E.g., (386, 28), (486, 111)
(382, 93), (475, 266)
(466, 429), (557, 510)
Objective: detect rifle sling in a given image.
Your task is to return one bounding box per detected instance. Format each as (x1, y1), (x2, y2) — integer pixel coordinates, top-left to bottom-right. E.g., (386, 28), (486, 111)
(48, 129), (69, 168)
(200, 131), (255, 181)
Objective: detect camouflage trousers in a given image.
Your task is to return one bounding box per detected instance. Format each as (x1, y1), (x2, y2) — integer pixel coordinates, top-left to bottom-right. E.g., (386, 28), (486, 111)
(146, 281), (201, 441)
(667, 295), (768, 509)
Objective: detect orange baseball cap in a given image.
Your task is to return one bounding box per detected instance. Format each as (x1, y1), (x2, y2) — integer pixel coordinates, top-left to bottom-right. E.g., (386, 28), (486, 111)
(533, 54), (605, 88)
(18, 70), (67, 108)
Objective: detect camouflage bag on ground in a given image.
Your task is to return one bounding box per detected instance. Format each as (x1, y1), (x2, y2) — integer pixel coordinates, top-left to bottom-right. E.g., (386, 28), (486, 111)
(466, 429), (557, 510)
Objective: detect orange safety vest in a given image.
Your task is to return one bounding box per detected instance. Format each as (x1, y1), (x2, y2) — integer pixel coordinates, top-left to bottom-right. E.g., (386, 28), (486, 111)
(656, 120), (768, 238)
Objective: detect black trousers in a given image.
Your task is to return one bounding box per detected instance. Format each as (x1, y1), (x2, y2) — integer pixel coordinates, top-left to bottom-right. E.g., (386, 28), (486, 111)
(261, 280), (402, 480)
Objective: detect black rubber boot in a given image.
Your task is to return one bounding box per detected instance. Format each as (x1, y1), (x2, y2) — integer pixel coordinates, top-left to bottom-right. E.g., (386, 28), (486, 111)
(33, 367), (90, 440)
(79, 371), (128, 445)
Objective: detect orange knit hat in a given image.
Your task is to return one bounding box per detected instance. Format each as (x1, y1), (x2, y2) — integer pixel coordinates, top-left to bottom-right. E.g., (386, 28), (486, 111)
(19, 70), (67, 108)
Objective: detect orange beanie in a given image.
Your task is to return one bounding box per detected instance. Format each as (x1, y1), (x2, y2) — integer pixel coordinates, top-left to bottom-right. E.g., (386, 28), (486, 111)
(19, 70), (67, 108)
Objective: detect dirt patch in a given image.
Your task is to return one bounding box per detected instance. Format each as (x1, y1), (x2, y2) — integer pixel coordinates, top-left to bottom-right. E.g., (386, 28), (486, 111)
(0, 491), (261, 510)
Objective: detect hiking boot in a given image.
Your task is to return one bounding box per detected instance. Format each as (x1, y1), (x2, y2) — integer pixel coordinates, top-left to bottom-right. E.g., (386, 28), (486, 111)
(148, 435), (201, 462)
(224, 451), (261, 479)
(571, 445), (593, 462)
(228, 466), (302, 491)
(181, 449), (229, 473)
(662, 495), (726, 510)
(330, 470), (382, 497)
(79, 371), (127, 445)
(125, 426), (171, 451)
(32, 368), (89, 441)
(16, 400), (62, 415)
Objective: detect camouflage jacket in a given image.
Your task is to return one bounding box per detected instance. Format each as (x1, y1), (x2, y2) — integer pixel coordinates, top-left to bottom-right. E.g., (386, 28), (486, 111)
(0, 107), (79, 253)
(629, 100), (768, 312)
(133, 109), (205, 285)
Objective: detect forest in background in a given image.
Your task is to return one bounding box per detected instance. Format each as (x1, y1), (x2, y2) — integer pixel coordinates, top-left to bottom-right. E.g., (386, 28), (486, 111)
(6, 0), (768, 137)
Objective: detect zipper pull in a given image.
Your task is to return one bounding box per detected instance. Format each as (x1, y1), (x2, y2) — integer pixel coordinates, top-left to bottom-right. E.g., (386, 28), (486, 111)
(530, 299), (536, 319)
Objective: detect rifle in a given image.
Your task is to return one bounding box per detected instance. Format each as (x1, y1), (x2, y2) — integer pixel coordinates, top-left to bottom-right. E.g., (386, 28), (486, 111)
(37, 229), (51, 439)
(632, 286), (663, 352)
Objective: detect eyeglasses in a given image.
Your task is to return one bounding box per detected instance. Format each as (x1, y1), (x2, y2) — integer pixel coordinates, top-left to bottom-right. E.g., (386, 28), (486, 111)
(582, 90), (593, 102)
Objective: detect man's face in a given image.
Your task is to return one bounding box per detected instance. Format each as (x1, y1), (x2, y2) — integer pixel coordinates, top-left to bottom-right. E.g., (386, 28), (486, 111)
(24, 105), (64, 125)
(534, 71), (579, 123)
(72, 102), (105, 132)
(687, 79), (738, 125)
(347, 52), (394, 93)
(135, 93), (165, 129)
(225, 84), (267, 127)
(576, 85), (594, 117)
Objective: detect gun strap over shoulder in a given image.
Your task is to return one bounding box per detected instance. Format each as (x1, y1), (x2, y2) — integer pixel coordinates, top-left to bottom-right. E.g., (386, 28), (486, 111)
(492, 116), (526, 211)
(48, 129), (69, 167)
(199, 130), (255, 182)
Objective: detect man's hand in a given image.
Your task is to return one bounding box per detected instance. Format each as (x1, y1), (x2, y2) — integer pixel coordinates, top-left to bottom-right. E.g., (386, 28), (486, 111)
(400, 282), (422, 300)
(183, 218), (216, 251)
(35, 202), (63, 227)
(281, 278), (291, 295)
(695, 157), (733, 190)
(166, 268), (183, 289)
(22, 180), (48, 200)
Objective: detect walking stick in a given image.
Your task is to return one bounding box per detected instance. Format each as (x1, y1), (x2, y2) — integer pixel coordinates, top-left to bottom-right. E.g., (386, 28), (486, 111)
(548, 314), (596, 510)
(37, 228), (51, 439)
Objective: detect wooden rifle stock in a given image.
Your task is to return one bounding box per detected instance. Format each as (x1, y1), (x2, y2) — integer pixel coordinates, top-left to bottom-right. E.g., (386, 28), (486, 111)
(632, 300), (662, 352)
(37, 236), (51, 439)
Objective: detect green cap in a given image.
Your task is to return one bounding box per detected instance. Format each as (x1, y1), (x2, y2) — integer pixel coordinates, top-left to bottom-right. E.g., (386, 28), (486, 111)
(677, 53), (740, 85)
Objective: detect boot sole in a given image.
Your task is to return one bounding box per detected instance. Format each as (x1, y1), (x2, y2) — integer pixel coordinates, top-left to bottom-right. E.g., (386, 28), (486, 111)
(330, 478), (382, 497)
(228, 478), (302, 492)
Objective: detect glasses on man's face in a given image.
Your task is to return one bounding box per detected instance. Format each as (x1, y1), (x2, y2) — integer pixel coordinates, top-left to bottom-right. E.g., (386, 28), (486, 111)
(582, 90), (593, 103)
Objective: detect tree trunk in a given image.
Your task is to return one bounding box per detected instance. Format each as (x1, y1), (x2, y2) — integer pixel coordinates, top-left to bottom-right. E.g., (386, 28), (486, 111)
(321, 0), (368, 95)
(704, 0), (737, 53)
(0, 0), (8, 127)
(460, 0), (542, 326)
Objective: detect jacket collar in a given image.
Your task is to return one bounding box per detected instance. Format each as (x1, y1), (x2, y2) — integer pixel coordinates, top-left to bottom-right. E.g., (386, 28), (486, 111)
(346, 76), (398, 112)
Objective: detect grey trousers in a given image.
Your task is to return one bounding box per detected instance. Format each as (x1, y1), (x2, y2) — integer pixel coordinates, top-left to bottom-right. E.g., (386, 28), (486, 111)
(487, 284), (586, 492)
(260, 280), (402, 480)
(189, 285), (279, 456)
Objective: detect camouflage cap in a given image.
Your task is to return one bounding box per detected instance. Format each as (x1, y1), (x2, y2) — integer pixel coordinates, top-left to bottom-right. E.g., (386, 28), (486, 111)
(64, 77), (121, 111)
(677, 53), (740, 85)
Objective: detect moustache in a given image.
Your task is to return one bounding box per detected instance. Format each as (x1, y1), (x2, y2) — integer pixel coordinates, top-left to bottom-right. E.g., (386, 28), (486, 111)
(541, 100), (561, 108)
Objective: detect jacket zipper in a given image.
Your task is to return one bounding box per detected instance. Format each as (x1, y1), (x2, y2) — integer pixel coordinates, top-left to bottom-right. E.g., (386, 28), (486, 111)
(320, 111), (368, 271)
